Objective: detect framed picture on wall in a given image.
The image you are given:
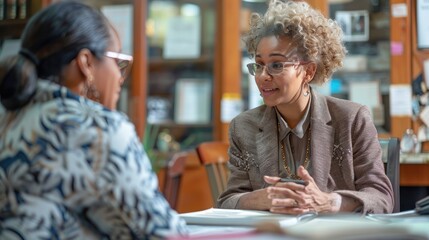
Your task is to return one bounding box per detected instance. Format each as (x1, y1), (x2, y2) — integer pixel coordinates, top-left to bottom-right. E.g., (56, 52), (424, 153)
(417, 0), (429, 49)
(335, 10), (369, 42)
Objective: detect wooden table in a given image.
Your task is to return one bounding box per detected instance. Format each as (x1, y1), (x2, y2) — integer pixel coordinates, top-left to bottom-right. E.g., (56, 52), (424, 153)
(159, 158), (429, 213)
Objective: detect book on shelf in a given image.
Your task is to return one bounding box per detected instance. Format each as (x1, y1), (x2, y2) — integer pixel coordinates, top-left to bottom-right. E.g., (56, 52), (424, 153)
(6, 0), (17, 20)
(0, 0), (4, 20)
(17, 0), (27, 19)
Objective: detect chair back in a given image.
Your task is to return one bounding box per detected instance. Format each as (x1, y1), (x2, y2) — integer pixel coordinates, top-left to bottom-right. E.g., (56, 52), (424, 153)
(196, 141), (229, 205)
(163, 152), (188, 210)
(379, 138), (400, 213)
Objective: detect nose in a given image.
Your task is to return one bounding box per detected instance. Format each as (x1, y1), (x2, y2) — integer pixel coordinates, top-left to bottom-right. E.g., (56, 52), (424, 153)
(258, 66), (272, 81)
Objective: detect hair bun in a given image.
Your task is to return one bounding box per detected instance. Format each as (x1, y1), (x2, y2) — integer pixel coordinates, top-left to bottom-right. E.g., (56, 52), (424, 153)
(0, 55), (38, 110)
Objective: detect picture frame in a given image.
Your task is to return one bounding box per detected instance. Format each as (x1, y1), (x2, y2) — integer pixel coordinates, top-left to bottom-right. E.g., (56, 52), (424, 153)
(335, 10), (369, 42)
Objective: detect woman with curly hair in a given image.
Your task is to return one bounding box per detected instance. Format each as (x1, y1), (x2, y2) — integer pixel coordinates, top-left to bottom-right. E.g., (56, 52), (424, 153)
(217, 0), (393, 214)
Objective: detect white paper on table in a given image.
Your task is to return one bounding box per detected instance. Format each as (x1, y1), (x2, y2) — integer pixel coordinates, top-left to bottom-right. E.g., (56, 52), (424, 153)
(390, 85), (412, 116)
(180, 208), (301, 227)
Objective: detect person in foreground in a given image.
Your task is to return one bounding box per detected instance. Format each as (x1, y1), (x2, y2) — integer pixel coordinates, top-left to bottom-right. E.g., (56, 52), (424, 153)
(0, 2), (187, 239)
(217, 0), (394, 214)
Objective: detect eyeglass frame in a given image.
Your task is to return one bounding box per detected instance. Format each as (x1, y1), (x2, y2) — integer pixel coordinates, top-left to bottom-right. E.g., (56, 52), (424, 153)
(104, 51), (133, 79)
(246, 60), (310, 77)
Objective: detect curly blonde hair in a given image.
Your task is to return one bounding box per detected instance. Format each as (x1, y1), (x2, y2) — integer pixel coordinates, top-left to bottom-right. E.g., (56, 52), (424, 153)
(243, 0), (346, 84)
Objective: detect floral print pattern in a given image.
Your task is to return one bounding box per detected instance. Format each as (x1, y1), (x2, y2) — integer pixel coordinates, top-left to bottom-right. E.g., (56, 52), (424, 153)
(0, 81), (187, 239)
(229, 149), (259, 171)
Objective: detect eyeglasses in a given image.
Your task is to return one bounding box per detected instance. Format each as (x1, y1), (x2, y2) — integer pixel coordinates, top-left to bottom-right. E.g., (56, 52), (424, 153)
(246, 61), (306, 76)
(105, 51), (133, 79)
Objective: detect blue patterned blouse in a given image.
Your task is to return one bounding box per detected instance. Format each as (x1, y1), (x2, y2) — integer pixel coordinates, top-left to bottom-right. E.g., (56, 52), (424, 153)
(0, 80), (187, 239)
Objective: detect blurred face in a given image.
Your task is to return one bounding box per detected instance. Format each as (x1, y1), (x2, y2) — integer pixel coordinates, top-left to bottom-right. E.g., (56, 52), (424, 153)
(251, 35), (308, 108)
(92, 32), (128, 110)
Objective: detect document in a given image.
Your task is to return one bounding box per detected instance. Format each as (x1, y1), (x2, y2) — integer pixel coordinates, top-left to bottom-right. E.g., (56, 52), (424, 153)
(163, 16), (201, 59)
(285, 216), (416, 239)
(101, 5), (133, 55)
(174, 78), (211, 124)
(180, 208), (304, 227)
(390, 85), (412, 116)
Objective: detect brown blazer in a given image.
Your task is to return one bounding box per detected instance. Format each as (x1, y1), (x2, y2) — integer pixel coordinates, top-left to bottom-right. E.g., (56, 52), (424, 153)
(217, 91), (394, 214)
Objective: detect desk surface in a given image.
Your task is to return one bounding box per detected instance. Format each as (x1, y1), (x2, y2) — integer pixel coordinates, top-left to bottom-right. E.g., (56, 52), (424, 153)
(171, 213), (429, 240)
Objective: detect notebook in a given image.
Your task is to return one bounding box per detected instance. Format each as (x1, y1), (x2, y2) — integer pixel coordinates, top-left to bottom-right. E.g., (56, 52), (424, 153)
(180, 208), (314, 227)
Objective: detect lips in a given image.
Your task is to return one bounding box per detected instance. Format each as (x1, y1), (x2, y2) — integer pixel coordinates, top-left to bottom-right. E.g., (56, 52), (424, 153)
(260, 87), (279, 97)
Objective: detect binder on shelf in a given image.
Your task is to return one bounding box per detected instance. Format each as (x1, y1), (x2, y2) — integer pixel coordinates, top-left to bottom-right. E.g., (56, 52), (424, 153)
(0, 0), (5, 20)
(174, 78), (211, 124)
(17, 0), (26, 19)
(6, 0), (17, 20)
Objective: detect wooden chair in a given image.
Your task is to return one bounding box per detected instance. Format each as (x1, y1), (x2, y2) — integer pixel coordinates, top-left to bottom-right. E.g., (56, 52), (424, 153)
(163, 152), (188, 210)
(379, 138), (401, 213)
(196, 141), (229, 205)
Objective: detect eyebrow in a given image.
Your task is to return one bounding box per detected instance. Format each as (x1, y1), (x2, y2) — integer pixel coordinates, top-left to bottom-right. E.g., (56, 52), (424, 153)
(255, 53), (290, 59)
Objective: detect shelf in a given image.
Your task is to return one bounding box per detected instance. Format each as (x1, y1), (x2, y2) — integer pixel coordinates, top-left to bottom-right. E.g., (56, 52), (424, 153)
(149, 55), (213, 71)
(0, 19), (27, 39)
(334, 69), (389, 76)
(148, 120), (212, 128)
(400, 163), (429, 186)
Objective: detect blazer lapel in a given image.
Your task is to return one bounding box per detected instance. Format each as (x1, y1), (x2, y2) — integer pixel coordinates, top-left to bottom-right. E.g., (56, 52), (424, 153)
(256, 106), (279, 178)
(310, 92), (334, 191)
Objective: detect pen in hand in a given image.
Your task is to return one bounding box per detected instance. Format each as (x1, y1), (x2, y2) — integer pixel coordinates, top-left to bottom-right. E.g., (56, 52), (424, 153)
(280, 178), (307, 186)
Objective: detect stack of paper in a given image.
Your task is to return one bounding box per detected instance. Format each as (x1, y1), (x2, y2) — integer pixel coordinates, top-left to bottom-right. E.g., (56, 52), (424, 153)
(180, 208), (302, 227)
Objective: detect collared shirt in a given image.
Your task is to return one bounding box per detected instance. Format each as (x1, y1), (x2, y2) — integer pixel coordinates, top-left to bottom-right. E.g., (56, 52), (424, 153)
(276, 99), (312, 178)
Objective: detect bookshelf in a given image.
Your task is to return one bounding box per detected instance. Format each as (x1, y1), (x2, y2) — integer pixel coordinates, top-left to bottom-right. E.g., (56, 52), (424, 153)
(0, 1), (47, 39)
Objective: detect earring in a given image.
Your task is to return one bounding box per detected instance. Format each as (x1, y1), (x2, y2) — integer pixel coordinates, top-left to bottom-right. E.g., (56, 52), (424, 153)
(303, 81), (310, 97)
(83, 75), (100, 102)
(81, 81), (89, 97)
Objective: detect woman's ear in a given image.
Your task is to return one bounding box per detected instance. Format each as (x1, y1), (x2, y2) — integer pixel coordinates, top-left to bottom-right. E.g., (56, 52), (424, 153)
(75, 48), (95, 80)
(305, 62), (317, 83)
